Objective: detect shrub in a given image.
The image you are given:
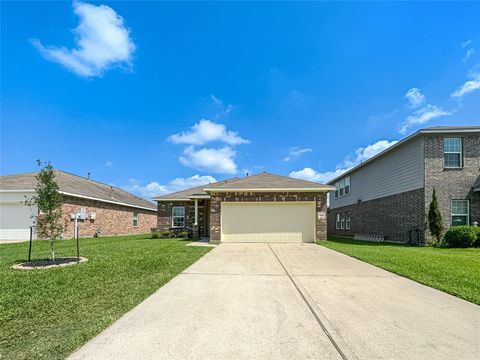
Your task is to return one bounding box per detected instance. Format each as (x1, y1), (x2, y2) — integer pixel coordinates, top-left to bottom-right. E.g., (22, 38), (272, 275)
(160, 231), (172, 238)
(151, 231), (159, 239)
(428, 189), (443, 244)
(175, 230), (189, 239)
(443, 226), (478, 248)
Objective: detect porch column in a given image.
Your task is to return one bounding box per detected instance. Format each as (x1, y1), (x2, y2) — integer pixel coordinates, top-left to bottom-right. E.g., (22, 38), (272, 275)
(192, 199), (199, 240)
(194, 199), (198, 226)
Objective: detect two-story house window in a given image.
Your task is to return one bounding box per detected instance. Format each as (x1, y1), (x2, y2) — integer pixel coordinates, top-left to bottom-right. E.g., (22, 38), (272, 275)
(451, 200), (469, 226)
(334, 176), (350, 198)
(444, 137), (462, 168)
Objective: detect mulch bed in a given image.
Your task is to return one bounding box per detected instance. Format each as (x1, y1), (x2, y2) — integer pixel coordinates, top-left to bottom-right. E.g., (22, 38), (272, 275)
(12, 257), (88, 270)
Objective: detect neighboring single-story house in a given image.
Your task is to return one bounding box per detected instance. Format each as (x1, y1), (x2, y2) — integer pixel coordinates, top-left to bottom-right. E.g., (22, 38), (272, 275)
(0, 170), (157, 241)
(154, 172), (333, 244)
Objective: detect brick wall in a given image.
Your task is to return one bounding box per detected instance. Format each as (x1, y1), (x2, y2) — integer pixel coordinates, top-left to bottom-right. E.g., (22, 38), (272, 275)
(61, 195), (157, 238)
(209, 192), (328, 242)
(156, 200), (208, 237)
(424, 134), (480, 240)
(327, 188), (426, 243)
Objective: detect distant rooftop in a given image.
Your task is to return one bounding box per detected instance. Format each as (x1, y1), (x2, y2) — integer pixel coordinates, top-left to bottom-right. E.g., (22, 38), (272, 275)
(0, 170), (156, 211)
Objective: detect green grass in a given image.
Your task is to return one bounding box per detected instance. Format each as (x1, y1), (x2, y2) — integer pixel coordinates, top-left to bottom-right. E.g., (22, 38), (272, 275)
(319, 236), (480, 305)
(0, 235), (212, 360)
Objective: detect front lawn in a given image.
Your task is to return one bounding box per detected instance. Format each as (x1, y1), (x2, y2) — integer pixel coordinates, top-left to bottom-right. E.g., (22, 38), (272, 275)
(0, 235), (211, 360)
(319, 236), (480, 305)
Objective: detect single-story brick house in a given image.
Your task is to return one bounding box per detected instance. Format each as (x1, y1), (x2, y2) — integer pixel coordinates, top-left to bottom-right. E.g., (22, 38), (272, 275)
(154, 172), (333, 244)
(0, 170), (157, 241)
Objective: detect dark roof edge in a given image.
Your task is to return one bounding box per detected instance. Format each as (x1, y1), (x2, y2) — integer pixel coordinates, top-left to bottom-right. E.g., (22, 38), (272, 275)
(327, 126), (480, 185)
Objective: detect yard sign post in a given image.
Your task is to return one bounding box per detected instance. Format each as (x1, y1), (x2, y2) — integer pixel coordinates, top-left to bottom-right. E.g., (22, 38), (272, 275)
(74, 215), (80, 260)
(28, 226), (34, 262)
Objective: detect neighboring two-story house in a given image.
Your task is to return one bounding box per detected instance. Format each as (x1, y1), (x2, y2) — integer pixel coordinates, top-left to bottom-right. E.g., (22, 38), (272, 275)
(327, 126), (480, 243)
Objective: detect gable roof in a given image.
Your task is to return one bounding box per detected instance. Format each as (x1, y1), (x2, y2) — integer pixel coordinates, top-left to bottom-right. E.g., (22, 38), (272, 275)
(204, 172), (333, 192)
(153, 178), (240, 201)
(327, 125), (480, 185)
(0, 170), (156, 211)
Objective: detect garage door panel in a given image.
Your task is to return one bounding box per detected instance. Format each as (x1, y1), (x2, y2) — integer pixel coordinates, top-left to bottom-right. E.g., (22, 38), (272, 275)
(221, 202), (315, 243)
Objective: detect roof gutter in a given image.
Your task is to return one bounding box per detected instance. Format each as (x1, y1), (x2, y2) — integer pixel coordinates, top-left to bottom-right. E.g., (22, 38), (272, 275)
(204, 187), (334, 193)
(1, 189), (156, 211)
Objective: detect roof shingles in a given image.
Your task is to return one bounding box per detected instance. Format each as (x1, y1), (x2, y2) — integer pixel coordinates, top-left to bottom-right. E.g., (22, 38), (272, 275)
(0, 171), (156, 210)
(154, 172), (332, 201)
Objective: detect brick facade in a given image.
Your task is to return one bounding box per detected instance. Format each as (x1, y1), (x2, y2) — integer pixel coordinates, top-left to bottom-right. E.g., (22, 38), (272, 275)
(61, 195), (157, 238)
(327, 188), (425, 243)
(424, 134), (480, 241)
(328, 132), (480, 244)
(156, 200), (209, 238)
(209, 191), (328, 243)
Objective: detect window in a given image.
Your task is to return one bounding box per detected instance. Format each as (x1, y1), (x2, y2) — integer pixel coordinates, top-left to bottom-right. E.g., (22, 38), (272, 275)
(336, 213), (341, 229)
(340, 213), (345, 229)
(451, 200), (469, 226)
(444, 138), (462, 168)
(345, 212), (351, 230)
(172, 206), (185, 227)
(334, 176), (351, 198)
(133, 211), (138, 227)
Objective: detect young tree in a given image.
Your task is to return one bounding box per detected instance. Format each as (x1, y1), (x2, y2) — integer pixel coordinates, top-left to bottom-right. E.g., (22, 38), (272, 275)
(25, 160), (64, 260)
(428, 188), (443, 244)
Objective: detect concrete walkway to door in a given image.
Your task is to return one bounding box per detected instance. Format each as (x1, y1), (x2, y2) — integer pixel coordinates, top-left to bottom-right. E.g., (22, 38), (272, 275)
(69, 243), (480, 360)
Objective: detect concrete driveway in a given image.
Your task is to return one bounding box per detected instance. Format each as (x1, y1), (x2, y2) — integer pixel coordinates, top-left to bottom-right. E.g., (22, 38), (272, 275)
(69, 243), (480, 360)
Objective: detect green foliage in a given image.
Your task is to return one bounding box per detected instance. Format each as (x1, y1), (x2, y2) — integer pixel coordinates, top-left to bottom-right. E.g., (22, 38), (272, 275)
(151, 230), (190, 239)
(0, 234), (211, 359)
(443, 226), (478, 248)
(24, 160), (64, 260)
(428, 189), (443, 244)
(175, 230), (189, 239)
(321, 236), (480, 305)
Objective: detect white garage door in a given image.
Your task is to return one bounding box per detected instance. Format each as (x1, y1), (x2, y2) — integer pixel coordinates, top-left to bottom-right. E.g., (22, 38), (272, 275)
(221, 202), (315, 243)
(0, 192), (37, 241)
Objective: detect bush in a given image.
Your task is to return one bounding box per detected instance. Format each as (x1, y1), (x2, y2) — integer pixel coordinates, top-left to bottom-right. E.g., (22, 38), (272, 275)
(443, 226), (478, 248)
(151, 231), (159, 239)
(160, 231), (172, 238)
(175, 230), (189, 239)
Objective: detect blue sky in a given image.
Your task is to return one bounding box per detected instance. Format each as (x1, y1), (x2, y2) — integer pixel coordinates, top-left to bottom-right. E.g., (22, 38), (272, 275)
(2, 1), (479, 199)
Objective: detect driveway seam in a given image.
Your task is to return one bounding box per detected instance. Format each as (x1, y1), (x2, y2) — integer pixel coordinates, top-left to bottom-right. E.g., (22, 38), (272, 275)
(267, 243), (349, 360)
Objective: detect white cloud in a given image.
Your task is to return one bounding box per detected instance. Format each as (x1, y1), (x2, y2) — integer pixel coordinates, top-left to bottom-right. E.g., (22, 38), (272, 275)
(283, 147), (312, 162)
(168, 119), (248, 146)
(290, 140), (398, 183)
(32, 1), (135, 77)
(210, 94), (234, 118)
(289, 167), (347, 183)
(124, 175), (217, 198)
(451, 64), (480, 98)
(105, 160), (113, 167)
(343, 140), (399, 168)
(179, 146), (237, 174)
(463, 48), (475, 63)
(399, 104), (451, 135)
(405, 88), (426, 108)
